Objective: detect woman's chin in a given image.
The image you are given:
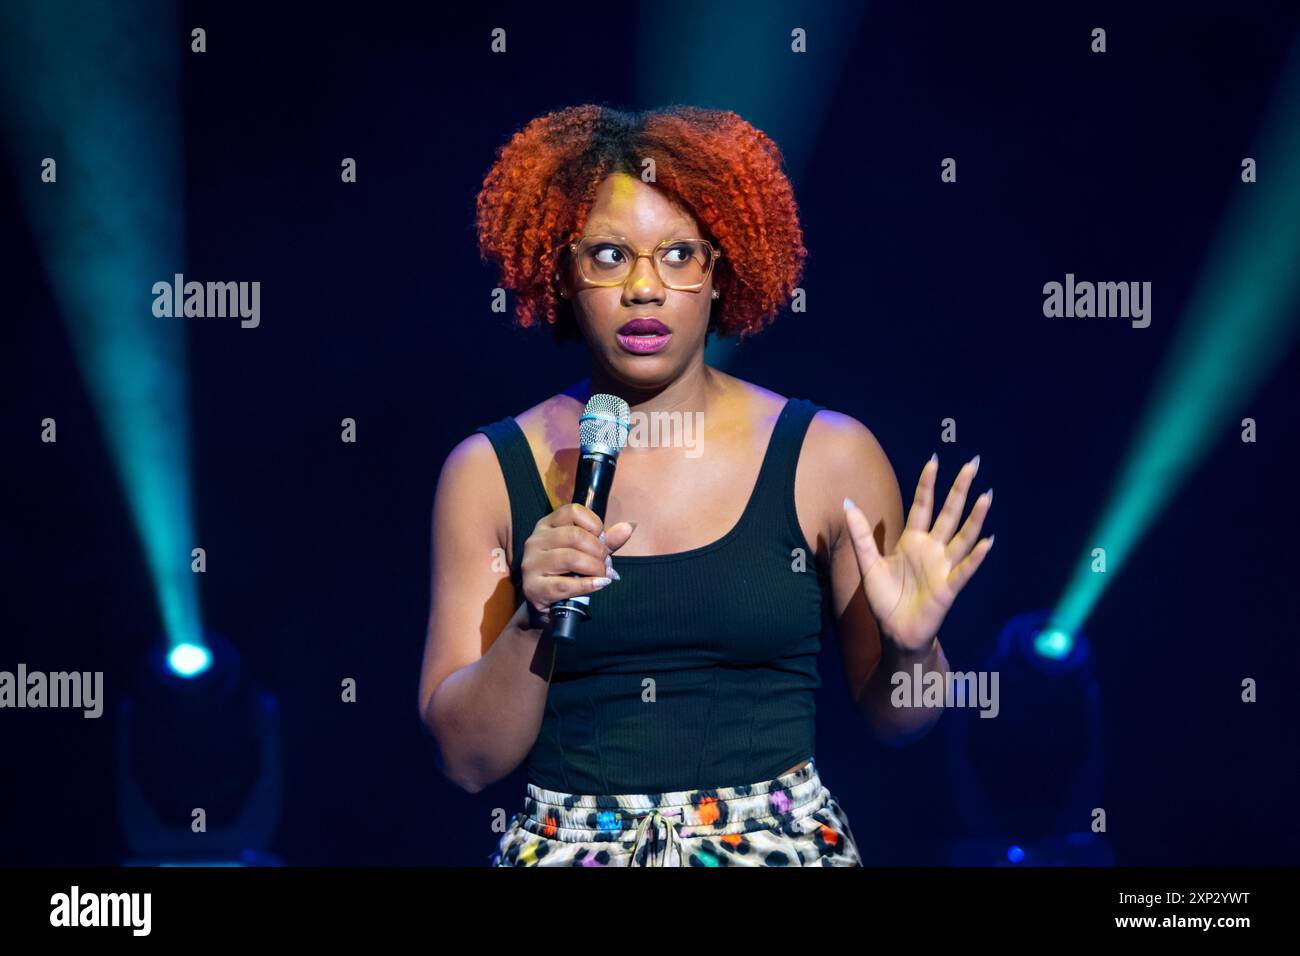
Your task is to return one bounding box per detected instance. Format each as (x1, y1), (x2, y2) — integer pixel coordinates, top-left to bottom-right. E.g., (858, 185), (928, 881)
(603, 354), (678, 388)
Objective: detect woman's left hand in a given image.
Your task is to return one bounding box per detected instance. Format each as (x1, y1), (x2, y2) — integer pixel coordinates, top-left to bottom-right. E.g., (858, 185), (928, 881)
(843, 454), (994, 653)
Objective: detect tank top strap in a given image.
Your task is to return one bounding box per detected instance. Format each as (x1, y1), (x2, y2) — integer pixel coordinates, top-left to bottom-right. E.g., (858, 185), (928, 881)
(474, 417), (553, 573)
(743, 396), (825, 545)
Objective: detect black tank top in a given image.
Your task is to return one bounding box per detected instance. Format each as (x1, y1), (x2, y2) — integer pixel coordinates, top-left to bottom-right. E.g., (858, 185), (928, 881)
(474, 396), (831, 794)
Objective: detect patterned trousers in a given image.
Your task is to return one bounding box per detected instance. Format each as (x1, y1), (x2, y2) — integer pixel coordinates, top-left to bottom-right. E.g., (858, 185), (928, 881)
(490, 758), (862, 866)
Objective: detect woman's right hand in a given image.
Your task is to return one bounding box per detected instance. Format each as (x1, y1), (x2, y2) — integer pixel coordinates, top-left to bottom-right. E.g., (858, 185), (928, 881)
(520, 503), (637, 628)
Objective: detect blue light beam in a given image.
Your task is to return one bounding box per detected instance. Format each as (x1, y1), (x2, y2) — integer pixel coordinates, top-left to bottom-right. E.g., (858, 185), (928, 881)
(0, 0), (201, 649)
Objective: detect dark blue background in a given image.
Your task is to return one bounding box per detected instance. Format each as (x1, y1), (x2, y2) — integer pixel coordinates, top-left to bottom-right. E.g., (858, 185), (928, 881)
(4, 1), (1298, 864)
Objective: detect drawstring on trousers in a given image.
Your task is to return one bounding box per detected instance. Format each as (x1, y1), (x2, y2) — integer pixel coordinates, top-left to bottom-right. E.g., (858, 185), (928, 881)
(629, 808), (681, 866)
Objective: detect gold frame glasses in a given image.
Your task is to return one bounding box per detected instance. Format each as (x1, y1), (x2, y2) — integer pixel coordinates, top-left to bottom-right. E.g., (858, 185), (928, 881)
(567, 234), (721, 292)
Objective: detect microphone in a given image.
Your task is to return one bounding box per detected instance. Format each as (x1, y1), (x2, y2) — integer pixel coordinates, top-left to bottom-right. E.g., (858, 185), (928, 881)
(548, 393), (630, 643)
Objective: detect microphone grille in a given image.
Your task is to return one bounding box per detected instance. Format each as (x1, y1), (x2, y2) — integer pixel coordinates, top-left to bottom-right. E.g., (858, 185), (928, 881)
(579, 394), (630, 455)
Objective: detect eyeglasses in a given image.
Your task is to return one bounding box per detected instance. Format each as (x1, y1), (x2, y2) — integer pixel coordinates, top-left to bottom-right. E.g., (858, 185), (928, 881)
(567, 234), (721, 292)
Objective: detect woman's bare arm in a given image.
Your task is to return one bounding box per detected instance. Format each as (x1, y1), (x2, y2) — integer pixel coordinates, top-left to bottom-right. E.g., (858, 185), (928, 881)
(803, 412), (951, 744)
(417, 433), (557, 794)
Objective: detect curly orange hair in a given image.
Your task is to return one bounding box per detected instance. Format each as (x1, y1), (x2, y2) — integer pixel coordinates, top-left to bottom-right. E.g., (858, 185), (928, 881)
(475, 104), (806, 344)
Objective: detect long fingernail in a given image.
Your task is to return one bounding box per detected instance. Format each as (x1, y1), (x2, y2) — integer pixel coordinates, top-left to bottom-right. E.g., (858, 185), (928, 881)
(843, 497), (856, 511)
(605, 554), (620, 580)
(593, 577), (612, 587)
(930, 452), (938, 464)
(986, 487), (993, 503)
(970, 454), (980, 470)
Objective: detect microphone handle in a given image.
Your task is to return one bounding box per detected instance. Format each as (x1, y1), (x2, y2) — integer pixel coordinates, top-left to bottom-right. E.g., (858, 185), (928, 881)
(548, 450), (617, 643)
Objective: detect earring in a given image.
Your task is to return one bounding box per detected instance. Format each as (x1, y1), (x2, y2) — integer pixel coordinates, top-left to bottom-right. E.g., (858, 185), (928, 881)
(711, 290), (719, 299)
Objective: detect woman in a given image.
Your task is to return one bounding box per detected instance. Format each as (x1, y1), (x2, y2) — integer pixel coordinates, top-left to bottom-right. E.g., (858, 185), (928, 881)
(418, 105), (994, 866)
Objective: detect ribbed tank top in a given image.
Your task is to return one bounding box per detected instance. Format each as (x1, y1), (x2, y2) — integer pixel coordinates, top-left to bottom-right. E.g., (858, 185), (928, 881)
(474, 397), (831, 794)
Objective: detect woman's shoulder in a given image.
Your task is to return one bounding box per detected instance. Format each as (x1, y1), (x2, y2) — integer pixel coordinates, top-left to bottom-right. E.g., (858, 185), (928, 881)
(700, 371), (785, 425)
(442, 394), (565, 485)
(799, 402), (892, 477)
(515, 392), (578, 423)
(511, 393), (582, 457)
(797, 400), (899, 545)
(437, 396), (571, 555)
(726, 374), (895, 505)
(725, 375), (877, 453)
